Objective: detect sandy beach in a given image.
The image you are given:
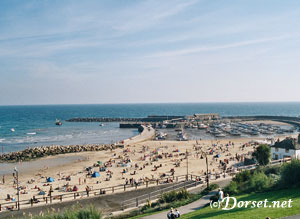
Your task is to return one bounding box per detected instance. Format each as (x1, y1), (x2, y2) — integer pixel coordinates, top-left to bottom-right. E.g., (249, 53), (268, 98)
(0, 127), (296, 210)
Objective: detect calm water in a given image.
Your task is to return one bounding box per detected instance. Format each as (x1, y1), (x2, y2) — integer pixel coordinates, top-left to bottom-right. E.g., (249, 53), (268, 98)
(0, 102), (300, 153)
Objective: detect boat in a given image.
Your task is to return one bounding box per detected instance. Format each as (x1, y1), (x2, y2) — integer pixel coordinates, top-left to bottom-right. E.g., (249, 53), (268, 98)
(99, 123), (104, 127)
(210, 129), (222, 135)
(198, 124), (208, 129)
(215, 133), (226, 137)
(177, 132), (188, 141)
(156, 132), (167, 140)
(230, 130), (241, 136)
(55, 119), (62, 126)
(10, 128), (15, 132)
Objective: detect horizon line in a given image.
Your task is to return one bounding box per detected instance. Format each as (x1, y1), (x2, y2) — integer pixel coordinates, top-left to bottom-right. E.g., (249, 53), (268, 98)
(1, 101), (300, 107)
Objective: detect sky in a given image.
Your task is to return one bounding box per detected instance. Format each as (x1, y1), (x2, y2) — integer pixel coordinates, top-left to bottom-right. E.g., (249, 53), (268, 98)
(1, 0), (300, 105)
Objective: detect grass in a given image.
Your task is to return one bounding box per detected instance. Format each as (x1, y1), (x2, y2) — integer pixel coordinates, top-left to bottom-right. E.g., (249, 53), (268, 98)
(181, 187), (300, 219)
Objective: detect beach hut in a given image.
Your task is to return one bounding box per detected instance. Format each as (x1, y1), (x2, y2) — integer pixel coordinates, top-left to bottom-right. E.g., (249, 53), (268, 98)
(92, 172), (100, 178)
(47, 177), (55, 183)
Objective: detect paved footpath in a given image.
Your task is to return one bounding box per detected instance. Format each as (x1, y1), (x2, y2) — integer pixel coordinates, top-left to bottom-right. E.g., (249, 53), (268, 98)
(281, 215), (300, 219)
(141, 178), (231, 219)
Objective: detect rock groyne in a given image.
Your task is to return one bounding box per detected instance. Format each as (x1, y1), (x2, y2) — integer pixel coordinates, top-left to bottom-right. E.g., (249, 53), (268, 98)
(0, 144), (119, 163)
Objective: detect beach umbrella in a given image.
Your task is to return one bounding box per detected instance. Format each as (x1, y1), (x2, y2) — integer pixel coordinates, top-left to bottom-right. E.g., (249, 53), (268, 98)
(92, 172), (100, 178)
(47, 177), (55, 183)
(39, 191), (45, 195)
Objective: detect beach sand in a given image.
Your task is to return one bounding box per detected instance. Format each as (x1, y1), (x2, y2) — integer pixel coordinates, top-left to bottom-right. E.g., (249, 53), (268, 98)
(0, 133), (296, 209)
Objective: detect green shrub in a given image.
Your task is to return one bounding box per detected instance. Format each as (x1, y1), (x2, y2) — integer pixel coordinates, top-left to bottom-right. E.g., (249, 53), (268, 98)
(224, 181), (239, 195)
(264, 165), (281, 175)
(33, 205), (102, 219)
(159, 189), (190, 203)
(176, 189), (190, 200)
(280, 159), (300, 188)
(233, 170), (251, 184)
(159, 190), (177, 203)
(247, 172), (273, 192)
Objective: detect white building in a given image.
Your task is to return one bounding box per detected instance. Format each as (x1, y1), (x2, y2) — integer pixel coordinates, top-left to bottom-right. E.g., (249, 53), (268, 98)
(271, 134), (300, 160)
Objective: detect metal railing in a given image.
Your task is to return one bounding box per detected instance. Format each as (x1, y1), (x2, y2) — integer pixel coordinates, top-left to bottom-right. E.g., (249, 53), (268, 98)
(0, 174), (198, 212)
(120, 176), (203, 210)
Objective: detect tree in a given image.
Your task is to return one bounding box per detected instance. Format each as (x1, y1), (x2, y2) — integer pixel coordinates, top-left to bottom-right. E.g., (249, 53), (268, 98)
(252, 144), (271, 166)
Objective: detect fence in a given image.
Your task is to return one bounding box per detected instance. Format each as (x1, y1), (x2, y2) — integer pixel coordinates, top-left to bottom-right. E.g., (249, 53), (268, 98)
(0, 174), (201, 212)
(121, 176), (203, 210)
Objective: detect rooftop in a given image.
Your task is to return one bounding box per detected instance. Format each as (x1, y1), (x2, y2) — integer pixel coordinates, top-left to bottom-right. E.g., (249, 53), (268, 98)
(272, 134), (300, 150)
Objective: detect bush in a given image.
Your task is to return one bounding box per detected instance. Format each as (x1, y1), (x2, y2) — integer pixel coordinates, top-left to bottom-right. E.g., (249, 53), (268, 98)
(224, 181), (239, 195)
(159, 189), (190, 204)
(33, 205), (102, 219)
(233, 170), (251, 184)
(280, 159), (300, 188)
(264, 165), (281, 175)
(247, 172), (273, 192)
(176, 189), (190, 200)
(159, 190), (177, 203)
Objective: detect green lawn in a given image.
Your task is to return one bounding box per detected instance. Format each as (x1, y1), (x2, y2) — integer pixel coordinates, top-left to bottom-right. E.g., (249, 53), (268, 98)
(182, 188), (300, 219)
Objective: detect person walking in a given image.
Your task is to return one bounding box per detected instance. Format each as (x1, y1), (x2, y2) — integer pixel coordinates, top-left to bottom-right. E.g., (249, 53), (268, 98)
(218, 188), (224, 208)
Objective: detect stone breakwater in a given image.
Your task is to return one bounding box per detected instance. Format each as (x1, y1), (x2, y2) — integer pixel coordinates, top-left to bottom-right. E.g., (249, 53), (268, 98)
(0, 144), (118, 163)
(66, 117), (142, 122)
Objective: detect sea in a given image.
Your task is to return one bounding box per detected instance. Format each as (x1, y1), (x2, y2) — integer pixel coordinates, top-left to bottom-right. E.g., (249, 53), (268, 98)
(0, 102), (300, 153)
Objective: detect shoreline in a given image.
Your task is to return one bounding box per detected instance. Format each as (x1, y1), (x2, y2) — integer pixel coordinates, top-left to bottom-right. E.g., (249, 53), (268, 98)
(0, 125), (155, 163)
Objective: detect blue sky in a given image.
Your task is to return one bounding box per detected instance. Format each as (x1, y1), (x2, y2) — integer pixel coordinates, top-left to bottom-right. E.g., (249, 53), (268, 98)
(1, 0), (300, 105)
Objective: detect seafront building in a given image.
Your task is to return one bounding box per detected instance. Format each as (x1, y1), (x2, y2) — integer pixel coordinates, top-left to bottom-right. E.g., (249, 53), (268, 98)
(271, 134), (300, 159)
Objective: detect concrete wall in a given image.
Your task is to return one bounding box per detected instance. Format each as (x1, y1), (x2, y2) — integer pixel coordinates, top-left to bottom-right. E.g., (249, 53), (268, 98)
(271, 147), (300, 159)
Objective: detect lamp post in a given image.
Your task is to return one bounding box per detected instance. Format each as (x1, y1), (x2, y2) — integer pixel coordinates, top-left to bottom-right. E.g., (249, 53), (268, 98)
(14, 167), (20, 210)
(199, 150), (209, 189)
(186, 149), (189, 180)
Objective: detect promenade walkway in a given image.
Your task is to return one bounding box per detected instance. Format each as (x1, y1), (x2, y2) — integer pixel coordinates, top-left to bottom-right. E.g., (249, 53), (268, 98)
(124, 125), (155, 145)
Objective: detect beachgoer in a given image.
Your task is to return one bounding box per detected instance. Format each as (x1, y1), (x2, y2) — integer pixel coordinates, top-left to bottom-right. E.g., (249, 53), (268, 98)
(175, 209), (180, 217)
(218, 188), (224, 207)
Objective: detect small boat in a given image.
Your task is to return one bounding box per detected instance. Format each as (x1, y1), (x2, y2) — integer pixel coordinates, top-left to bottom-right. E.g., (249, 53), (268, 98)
(155, 132), (167, 140)
(55, 119), (62, 126)
(198, 124), (208, 129)
(99, 123), (104, 127)
(177, 132), (188, 141)
(11, 128), (15, 132)
(27, 132), (37, 135)
(230, 130), (241, 136)
(216, 133), (226, 138)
